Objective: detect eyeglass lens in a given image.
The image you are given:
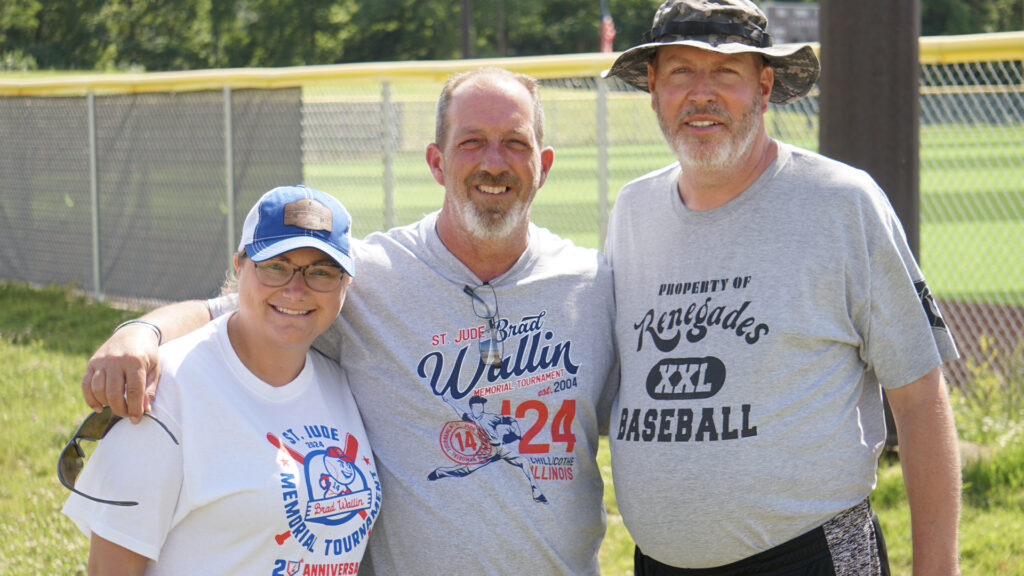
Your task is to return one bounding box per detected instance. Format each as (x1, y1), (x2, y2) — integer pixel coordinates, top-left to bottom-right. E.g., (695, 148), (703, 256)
(253, 260), (344, 292)
(465, 283), (498, 319)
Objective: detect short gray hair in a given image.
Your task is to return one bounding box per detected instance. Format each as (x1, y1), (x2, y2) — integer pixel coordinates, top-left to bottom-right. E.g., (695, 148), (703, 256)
(434, 67), (545, 150)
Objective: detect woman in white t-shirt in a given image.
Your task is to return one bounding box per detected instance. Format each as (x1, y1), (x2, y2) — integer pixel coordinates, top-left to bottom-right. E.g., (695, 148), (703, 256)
(61, 185), (380, 575)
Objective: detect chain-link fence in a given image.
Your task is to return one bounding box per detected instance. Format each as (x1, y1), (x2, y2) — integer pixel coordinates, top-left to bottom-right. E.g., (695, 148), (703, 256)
(1, 34), (1022, 385)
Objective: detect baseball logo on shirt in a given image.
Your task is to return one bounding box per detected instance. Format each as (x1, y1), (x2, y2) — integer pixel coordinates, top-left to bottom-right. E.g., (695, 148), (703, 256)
(266, 425), (381, 574)
(419, 308), (583, 504)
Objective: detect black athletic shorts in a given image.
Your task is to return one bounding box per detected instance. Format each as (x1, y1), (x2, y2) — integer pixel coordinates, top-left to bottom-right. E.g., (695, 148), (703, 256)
(634, 499), (891, 576)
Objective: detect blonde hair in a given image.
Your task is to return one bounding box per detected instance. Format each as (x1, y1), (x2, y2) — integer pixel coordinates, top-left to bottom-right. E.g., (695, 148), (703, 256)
(219, 251), (246, 296)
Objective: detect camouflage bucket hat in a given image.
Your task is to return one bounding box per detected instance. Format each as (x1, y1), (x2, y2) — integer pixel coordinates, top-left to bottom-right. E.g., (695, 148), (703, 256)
(603, 0), (819, 104)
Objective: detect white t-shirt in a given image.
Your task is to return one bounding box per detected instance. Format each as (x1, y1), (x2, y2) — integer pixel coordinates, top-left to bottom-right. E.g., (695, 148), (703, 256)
(63, 315), (380, 575)
(605, 143), (958, 568)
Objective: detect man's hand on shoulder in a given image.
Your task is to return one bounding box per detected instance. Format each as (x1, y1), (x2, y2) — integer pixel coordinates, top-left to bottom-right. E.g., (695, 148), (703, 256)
(81, 322), (161, 423)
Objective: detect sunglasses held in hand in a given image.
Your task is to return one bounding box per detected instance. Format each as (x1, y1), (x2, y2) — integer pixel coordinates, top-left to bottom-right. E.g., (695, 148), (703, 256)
(58, 406), (178, 506)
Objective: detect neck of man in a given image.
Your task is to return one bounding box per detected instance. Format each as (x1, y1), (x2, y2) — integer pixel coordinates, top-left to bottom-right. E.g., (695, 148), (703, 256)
(435, 207), (529, 283)
(677, 134), (778, 212)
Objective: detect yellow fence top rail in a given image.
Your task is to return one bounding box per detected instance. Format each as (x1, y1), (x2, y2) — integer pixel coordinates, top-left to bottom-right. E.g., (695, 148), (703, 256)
(1, 32), (1022, 97)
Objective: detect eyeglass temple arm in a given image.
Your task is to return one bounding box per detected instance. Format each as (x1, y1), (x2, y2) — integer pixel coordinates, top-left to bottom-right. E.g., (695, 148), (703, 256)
(142, 412), (179, 445)
(63, 482), (139, 507)
(463, 284), (498, 316)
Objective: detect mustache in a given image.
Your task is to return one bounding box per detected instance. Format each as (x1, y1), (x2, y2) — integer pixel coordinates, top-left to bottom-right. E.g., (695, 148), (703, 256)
(675, 104), (732, 124)
(467, 171), (520, 189)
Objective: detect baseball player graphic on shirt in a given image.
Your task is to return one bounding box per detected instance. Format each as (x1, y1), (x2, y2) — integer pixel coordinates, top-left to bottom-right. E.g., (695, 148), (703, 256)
(319, 443), (358, 498)
(428, 391), (548, 504)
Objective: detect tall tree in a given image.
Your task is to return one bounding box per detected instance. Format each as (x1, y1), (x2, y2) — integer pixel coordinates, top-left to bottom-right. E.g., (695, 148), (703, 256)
(0, 0), (42, 69)
(920, 0), (1017, 34)
(241, 0), (346, 66)
(341, 0), (460, 62)
(94, 0), (215, 70)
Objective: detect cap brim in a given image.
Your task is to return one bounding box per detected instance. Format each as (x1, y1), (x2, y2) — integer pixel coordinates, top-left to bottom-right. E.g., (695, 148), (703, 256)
(603, 41), (819, 104)
(246, 237), (355, 278)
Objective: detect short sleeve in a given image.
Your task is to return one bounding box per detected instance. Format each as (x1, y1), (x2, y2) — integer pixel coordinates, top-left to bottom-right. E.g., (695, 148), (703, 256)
(61, 403), (184, 561)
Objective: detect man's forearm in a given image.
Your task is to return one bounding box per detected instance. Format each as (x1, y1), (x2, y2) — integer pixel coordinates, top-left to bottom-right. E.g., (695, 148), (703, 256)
(887, 367), (962, 576)
(82, 300), (213, 420)
(133, 300), (212, 343)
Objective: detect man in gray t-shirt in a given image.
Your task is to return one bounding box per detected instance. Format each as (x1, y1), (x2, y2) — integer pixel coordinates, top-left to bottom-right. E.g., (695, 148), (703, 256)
(603, 1), (961, 575)
(80, 68), (617, 575)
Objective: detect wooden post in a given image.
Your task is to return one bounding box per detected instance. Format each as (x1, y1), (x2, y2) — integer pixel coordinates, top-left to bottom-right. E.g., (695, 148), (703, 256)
(818, 0), (921, 445)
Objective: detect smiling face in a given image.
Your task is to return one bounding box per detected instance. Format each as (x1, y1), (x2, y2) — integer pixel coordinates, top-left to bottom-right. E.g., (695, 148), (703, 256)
(325, 455), (355, 485)
(234, 247), (349, 357)
(648, 45), (773, 173)
(428, 74), (553, 241)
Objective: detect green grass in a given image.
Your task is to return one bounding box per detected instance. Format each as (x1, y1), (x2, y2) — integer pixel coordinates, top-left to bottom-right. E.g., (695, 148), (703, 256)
(1, 280), (1023, 574)
(0, 283), (137, 575)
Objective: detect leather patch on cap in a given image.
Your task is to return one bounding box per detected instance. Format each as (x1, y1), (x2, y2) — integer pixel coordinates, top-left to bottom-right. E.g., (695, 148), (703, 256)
(283, 199), (332, 232)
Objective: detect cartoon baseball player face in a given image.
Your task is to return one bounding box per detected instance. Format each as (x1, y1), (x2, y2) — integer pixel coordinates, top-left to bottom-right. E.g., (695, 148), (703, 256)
(324, 446), (356, 486)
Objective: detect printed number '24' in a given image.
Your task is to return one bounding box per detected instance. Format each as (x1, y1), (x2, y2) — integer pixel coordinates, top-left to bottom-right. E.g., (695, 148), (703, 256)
(500, 399), (576, 453)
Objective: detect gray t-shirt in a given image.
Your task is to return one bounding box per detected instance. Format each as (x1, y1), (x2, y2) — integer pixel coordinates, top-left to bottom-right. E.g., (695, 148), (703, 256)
(604, 143), (957, 569)
(215, 211), (617, 574)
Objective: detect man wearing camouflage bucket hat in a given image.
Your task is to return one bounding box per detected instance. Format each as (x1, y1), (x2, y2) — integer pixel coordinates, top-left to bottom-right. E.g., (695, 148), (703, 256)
(604, 1), (961, 575)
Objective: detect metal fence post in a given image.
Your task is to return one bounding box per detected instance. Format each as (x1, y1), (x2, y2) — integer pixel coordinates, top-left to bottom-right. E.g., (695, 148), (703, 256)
(88, 91), (101, 300)
(596, 77), (610, 248)
(382, 81), (395, 230)
(224, 85), (235, 266)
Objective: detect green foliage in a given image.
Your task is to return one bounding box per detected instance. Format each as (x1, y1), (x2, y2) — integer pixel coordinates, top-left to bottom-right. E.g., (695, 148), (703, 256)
(4, 0), (1022, 73)
(0, 0), (826, 71)
(340, 0), (461, 62)
(921, 0), (1023, 35)
(961, 440), (1024, 510)
(872, 447), (1024, 575)
(950, 336), (1024, 447)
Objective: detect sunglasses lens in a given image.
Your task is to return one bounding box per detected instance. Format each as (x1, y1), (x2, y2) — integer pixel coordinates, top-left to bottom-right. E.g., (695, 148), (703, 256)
(77, 409), (117, 440)
(59, 409), (116, 490)
(58, 444), (85, 487)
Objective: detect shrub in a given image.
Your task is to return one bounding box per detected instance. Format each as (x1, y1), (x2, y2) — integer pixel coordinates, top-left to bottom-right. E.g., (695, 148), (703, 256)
(950, 335), (1024, 448)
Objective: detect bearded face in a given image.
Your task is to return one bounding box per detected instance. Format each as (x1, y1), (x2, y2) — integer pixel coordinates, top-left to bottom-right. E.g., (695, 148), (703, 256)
(449, 168), (534, 240)
(655, 89), (763, 173)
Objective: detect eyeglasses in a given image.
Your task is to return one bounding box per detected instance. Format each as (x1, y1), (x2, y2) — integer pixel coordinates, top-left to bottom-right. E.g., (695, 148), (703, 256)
(463, 283), (503, 367)
(253, 260), (345, 292)
(58, 406), (179, 507)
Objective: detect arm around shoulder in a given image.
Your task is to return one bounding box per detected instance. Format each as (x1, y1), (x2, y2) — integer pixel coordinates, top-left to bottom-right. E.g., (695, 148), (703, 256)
(82, 300), (212, 421)
(885, 366), (961, 576)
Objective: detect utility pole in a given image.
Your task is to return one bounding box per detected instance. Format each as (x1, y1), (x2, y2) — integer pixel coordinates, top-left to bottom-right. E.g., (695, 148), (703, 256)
(461, 0), (473, 59)
(498, 0), (506, 57)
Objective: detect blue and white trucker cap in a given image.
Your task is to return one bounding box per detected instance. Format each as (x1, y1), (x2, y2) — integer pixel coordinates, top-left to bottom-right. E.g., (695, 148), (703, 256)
(238, 185), (355, 277)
